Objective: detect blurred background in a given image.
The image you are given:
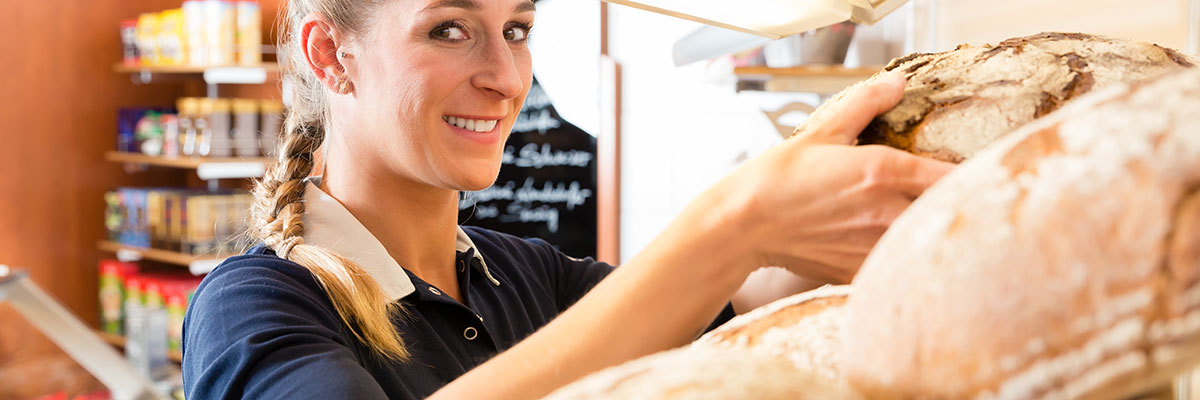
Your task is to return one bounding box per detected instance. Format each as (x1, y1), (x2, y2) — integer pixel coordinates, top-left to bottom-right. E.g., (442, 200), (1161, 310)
(0, 0), (1194, 398)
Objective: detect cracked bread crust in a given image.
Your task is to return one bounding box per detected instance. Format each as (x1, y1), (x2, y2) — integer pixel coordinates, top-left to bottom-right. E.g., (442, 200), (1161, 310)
(694, 285), (851, 382)
(842, 68), (1200, 399)
(856, 32), (1196, 163)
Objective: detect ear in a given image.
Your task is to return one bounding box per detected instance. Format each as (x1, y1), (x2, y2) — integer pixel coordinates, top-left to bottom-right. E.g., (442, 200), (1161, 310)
(300, 13), (351, 93)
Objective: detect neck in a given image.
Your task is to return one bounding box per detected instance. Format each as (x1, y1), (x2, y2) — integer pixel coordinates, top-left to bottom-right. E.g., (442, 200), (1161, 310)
(321, 156), (461, 297)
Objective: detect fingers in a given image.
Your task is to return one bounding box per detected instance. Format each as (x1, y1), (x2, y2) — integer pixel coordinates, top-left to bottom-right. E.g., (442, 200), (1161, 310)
(870, 146), (956, 198)
(793, 71), (907, 146)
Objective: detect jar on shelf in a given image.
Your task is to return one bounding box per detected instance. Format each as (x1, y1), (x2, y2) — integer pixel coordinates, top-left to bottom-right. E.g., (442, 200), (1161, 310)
(259, 99), (283, 157)
(232, 98), (259, 157)
(209, 98), (234, 157)
(193, 98), (213, 156)
(175, 97), (198, 157)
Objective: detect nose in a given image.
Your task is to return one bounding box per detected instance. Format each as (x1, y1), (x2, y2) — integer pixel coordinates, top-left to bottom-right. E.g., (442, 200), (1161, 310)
(471, 34), (527, 100)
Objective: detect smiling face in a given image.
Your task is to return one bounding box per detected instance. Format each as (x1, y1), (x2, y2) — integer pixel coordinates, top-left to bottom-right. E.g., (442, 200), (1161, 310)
(340, 0), (535, 191)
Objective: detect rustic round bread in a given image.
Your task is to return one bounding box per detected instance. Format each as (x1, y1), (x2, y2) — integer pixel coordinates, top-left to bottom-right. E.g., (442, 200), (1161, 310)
(694, 285), (851, 382)
(541, 345), (861, 400)
(855, 32), (1197, 162)
(841, 68), (1200, 399)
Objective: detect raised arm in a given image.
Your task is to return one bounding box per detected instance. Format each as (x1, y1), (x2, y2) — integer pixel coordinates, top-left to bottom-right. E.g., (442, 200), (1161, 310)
(432, 72), (955, 399)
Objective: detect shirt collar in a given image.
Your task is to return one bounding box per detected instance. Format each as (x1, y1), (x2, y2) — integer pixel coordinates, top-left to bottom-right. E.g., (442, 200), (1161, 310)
(300, 177), (497, 302)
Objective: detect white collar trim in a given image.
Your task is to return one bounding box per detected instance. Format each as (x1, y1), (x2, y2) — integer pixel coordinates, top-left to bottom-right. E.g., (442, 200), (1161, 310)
(300, 177), (497, 302)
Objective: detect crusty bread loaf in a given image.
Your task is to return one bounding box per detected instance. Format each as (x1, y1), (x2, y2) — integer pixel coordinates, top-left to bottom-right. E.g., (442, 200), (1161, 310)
(856, 32), (1196, 162)
(841, 68), (1200, 399)
(694, 285), (851, 381)
(541, 345), (861, 400)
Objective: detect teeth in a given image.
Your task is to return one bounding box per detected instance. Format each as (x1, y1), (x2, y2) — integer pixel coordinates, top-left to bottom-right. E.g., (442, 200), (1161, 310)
(443, 116), (499, 133)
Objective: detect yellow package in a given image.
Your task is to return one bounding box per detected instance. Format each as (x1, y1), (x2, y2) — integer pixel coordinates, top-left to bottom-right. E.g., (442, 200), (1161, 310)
(158, 9), (186, 66)
(136, 13), (160, 66)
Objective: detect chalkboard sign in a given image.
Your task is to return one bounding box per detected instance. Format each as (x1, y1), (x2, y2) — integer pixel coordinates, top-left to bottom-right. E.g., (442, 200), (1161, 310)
(459, 78), (598, 258)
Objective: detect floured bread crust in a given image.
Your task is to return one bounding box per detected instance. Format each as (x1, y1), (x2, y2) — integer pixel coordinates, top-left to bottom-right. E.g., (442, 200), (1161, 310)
(842, 68), (1200, 399)
(695, 285), (851, 381)
(541, 345), (862, 400)
(856, 32), (1196, 163)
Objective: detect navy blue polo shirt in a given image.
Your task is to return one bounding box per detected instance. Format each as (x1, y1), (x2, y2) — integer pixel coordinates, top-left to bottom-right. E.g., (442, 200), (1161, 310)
(181, 226), (736, 399)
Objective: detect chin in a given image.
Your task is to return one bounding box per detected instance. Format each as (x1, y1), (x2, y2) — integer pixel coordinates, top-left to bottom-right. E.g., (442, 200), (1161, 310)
(454, 168), (502, 192)
(459, 179), (495, 192)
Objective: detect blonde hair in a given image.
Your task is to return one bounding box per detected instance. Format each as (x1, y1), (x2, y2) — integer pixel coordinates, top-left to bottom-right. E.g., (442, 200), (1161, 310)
(249, 0), (408, 360)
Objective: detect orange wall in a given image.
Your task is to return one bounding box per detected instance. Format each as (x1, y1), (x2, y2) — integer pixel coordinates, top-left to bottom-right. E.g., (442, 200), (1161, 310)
(0, 0), (279, 397)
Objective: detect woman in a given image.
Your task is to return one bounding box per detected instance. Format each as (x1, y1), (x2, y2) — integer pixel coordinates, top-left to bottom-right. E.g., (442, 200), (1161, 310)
(181, 0), (953, 398)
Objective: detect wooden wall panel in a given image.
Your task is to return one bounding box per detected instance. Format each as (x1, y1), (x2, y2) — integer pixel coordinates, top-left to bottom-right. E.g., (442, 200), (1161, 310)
(0, 0), (277, 397)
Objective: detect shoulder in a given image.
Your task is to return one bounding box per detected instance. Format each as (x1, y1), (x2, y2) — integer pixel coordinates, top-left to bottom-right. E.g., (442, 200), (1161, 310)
(194, 245), (327, 305)
(182, 245), (385, 399)
(183, 244), (348, 367)
(186, 244), (342, 334)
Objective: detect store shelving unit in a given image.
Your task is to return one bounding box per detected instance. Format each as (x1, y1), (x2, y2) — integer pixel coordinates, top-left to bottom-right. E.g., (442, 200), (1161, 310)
(101, 63), (277, 270)
(101, 46), (278, 374)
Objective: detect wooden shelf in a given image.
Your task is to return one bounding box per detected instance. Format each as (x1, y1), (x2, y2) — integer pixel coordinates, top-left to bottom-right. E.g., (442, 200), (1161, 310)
(113, 62), (279, 75)
(106, 151), (271, 179)
(734, 65), (883, 94)
(735, 65), (883, 77)
(95, 329), (183, 364)
(98, 241), (226, 275)
(114, 62), (278, 85)
(105, 151), (272, 169)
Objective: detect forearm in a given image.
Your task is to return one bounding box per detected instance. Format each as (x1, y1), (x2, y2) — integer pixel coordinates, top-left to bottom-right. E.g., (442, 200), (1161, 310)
(732, 267), (828, 314)
(431, 193), (755, 399)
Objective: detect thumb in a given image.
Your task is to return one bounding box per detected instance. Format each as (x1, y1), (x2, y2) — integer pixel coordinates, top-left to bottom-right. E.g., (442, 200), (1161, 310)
(792, 71), (906, 146)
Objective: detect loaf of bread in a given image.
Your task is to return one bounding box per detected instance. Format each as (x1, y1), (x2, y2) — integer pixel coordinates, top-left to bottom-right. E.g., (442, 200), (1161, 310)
(841, 68), (1200, 399)
(856, 32), (1196, 162)
(694, 284), (851, 382)
(541, 345), (861, 400)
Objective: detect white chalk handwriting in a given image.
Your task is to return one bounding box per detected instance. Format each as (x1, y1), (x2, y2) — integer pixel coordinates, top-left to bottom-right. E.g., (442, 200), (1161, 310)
(501, 143), (593, 169)
(512, 108), (562, 135)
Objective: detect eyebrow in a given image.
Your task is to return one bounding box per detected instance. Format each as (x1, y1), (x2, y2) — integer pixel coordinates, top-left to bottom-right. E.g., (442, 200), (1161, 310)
(423, 0), (536, 13)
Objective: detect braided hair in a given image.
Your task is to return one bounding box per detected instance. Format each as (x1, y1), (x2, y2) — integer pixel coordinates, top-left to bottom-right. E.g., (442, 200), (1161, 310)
(248, 0), (408, 360)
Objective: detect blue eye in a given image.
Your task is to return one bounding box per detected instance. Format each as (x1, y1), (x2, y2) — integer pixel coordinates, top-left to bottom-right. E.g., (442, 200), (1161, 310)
(431, 21), (468, 41)
(505, 23), (532, 42)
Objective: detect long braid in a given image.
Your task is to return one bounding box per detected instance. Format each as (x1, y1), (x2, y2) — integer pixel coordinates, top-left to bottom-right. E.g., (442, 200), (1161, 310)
(252, 114), (319, 259)
(249, 111), (411, 361)
(242, 0), (410, 361)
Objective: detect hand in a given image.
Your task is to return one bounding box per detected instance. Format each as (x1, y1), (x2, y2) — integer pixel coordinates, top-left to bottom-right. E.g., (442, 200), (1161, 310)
(691, 72), (955, 284)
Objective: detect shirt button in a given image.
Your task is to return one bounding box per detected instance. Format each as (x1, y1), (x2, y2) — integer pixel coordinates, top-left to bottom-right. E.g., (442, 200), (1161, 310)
(463, 326), (478, 341)
(428, 287), (441, 296)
